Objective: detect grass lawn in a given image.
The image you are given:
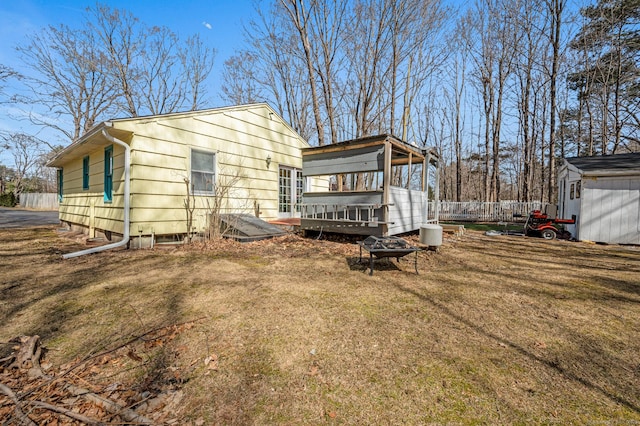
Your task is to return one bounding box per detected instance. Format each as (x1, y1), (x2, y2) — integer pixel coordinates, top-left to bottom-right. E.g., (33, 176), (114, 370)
(1, 226), (640, 424)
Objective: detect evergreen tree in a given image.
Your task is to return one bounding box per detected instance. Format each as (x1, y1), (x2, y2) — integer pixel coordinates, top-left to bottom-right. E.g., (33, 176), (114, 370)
(568, 0), (640, 154)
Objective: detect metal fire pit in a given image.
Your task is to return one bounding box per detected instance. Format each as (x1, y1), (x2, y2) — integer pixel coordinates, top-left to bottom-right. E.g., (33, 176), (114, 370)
(357, 236), (421, 276)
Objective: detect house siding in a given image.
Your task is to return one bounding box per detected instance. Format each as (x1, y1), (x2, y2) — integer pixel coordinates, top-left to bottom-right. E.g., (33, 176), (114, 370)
(116, 104), (309, 236)
(52, 104), (311, 240)
(59, 144), (127, 237)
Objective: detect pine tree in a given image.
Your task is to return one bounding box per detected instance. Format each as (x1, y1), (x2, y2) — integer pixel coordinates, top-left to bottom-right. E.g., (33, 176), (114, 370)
(568, 0), (640, 154)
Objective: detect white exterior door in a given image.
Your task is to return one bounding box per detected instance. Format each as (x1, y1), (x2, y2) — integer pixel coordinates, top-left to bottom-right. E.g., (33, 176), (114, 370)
(278, 166), (304, 218)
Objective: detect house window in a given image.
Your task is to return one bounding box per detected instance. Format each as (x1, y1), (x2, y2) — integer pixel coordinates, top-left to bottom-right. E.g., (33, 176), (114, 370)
(82, 156), (90, 190)
(104, 146), (113, 203)
(191, 149), (216, 194)
(57, 169), (63, 202)
(576, 181), (581, 199)
(570, 183), (575, 200)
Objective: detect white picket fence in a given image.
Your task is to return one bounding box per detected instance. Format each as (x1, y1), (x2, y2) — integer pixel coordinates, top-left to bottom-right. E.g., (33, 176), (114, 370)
(19, 193), (59, 210)
(438, 201), (549, 222)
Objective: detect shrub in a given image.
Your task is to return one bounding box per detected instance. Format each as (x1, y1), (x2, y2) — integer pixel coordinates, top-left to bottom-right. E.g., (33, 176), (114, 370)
(0, 192), (17, 207)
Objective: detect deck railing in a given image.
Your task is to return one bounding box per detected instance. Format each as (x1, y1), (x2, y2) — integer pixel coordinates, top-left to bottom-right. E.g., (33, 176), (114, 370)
(438, 201), (550, 222)
(300, 203), (385, 223)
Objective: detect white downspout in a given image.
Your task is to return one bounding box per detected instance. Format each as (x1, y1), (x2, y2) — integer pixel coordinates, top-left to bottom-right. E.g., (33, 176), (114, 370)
(63, 127), (130, 259)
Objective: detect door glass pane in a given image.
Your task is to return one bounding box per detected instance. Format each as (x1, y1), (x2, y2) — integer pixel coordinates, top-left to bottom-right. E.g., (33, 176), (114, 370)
(279, 167), (292, 213)
(296, 170), (304, 212)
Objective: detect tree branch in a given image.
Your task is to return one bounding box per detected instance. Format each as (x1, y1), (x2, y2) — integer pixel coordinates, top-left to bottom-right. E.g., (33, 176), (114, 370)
(0, 383), (38, 426)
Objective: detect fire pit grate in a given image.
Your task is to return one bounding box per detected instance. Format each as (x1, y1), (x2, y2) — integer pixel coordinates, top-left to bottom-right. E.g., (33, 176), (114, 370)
(357, 236), (421, 276)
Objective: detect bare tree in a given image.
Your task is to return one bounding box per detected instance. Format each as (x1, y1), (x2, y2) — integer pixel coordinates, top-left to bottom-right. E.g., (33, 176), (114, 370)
(183, 177), (197, 243)
(0, 65), (20, 104)
(16, 24), (119, 141)
(545, 0), (566, 203)
(347, 0), (392, 137)
(89, 4), (216, 117)
(277, 0), (326, 145)
(308, 0), (349, 144)
(88, 4), (141, 117)
(1, 133), (48, 196)
(451, 55), (467, 202)
(247, 8), (315, 141)
(15, 3), (216, 143)
(465, 0), (520, 201)
(181, 34), (216, 111)
(207, 169), (246, 240)
(513, 0), (547, 201)
(221, 51), (264, 105)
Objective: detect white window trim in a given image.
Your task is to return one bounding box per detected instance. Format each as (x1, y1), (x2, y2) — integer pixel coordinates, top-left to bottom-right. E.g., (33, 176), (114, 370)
(190, 148), (217, 196)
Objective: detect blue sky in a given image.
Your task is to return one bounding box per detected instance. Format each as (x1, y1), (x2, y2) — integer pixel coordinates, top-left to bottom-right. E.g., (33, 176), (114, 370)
(0, 0), (258, 164)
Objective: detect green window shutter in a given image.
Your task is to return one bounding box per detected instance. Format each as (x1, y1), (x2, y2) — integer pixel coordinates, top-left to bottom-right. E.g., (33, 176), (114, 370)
(57, 169), (63, 202)
(82, 156), (90, 190)
(104, 146), (113, 202)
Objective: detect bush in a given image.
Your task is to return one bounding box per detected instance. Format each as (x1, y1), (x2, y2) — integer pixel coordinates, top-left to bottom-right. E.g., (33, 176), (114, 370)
(0, 192), (17, 207)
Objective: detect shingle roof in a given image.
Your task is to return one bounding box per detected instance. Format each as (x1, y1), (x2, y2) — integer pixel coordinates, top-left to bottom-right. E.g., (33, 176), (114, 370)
(565, 153), (640, 173)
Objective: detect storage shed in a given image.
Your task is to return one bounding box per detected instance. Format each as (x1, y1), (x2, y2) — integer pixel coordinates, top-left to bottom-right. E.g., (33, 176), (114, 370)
(300, 134), (439, 236)
(557, 153), (640, 244)
(47, 103), (319, 246)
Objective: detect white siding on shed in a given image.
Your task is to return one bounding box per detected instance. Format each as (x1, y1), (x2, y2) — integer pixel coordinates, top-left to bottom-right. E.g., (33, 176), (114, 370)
(579, 177), (640, 244)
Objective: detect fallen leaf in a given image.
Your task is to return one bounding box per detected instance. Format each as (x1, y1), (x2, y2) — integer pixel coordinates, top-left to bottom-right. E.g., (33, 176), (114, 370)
(204, 353), (219, 370)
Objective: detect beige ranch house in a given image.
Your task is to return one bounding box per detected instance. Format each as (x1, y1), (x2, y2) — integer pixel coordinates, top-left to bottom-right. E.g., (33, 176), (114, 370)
(48, 103), (318, 247)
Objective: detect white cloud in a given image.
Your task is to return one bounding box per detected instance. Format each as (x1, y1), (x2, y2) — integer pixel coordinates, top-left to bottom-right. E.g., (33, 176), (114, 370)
(202, 21), (212, 30)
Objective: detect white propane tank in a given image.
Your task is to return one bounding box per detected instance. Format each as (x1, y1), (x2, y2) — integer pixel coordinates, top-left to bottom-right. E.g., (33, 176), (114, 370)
(419, 224), (443, 247)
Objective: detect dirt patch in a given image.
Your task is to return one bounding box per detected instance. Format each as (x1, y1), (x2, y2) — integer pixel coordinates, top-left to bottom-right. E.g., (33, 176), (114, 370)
(1, 226), (640, 424)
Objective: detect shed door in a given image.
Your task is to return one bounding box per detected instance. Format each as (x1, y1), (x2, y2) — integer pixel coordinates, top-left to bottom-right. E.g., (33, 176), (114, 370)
(279, 166), (304, 218)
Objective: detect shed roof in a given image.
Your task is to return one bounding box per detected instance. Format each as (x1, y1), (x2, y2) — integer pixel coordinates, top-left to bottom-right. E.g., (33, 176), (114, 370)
(565, 153), (640, 175)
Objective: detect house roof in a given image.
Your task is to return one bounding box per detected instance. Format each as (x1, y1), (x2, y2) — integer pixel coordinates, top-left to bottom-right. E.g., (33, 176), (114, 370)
(565, 153), (640, 176)
(47, 103), (305, 168)
(46, 122), (132, 168)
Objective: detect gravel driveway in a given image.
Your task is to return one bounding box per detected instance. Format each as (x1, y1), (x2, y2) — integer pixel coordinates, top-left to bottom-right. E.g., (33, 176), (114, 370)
(0, 207), (59, 229)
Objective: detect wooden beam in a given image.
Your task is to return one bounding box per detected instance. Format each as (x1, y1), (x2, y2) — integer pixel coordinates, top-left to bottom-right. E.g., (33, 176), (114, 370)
(388, 140), (425, 160)
(407, 153), (412, 189)
(302, 139), (385, 156)
(383, 141), (392, 236)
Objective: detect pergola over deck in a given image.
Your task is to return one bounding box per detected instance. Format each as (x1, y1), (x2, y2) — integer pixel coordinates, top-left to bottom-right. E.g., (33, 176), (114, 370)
(300, 134), (439, 236)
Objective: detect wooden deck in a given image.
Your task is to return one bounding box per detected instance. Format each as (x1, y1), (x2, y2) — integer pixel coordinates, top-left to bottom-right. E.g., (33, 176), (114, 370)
(300, 135), (439, 236)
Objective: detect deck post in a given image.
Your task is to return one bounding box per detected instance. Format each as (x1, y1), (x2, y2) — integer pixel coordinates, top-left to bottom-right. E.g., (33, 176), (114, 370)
(434, 155), (440, 222)
(424, 152), (431, 222)
(383, 139), (392, 236)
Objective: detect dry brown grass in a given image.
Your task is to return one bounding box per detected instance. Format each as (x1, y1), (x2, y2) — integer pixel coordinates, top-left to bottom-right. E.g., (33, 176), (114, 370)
(1, 226), (640, 424)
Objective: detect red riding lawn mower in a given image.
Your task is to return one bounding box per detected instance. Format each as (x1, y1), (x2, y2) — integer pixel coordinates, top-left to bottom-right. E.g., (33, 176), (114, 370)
(524, 209), (576, 240)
